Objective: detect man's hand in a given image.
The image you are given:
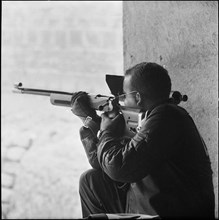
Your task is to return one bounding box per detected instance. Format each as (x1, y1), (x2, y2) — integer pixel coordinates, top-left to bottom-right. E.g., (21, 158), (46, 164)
(71, 91), (99, 122)
(100, 112), (125, 136)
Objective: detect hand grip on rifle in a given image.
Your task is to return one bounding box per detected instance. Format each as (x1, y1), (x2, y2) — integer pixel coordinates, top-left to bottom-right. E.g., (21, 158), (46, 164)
(71, 91), (100, 123)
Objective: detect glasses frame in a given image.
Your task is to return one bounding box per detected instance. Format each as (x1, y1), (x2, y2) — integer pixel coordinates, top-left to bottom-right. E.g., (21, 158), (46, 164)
(115, 91), (138, 102)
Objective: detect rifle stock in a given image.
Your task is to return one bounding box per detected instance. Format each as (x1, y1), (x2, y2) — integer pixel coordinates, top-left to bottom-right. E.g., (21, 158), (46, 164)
(13, 82), (141, 138)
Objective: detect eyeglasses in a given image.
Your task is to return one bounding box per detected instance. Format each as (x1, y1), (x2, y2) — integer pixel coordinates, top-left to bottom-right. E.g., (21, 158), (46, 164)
(115, 91), (138, 102)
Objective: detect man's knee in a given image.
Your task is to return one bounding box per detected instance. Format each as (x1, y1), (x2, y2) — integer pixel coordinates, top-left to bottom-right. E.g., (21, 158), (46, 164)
(79, 169), (101, 193)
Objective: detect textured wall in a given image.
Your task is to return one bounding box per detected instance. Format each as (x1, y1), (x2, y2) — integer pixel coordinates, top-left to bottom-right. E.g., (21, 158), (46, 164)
(2, 1), (122, 219)
(123, 1), (218, 217)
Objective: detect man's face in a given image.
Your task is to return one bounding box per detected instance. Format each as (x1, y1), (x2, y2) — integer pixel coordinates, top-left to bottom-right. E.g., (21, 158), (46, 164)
(122, 75), (139, 108)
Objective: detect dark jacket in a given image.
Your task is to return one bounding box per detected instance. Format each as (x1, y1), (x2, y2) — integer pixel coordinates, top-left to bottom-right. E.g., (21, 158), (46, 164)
(79, 103), (215, 218)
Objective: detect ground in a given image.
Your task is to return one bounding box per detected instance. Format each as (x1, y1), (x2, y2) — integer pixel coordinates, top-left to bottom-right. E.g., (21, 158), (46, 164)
(2, 92), (91, 219)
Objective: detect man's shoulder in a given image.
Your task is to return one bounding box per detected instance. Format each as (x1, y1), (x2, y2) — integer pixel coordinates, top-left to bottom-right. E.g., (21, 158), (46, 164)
(149, 103), (189, 120)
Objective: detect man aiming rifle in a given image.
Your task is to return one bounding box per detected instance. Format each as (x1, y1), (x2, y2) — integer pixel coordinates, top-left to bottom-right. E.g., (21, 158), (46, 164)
(71, 62), (215, 218)
(13, 62), (215, 218)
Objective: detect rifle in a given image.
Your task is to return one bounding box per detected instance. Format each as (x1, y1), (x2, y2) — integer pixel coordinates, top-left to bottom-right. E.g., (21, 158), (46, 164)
(12, 75), (188, 138)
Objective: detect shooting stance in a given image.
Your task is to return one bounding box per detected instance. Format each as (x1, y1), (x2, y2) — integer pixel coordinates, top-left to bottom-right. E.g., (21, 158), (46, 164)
(71, 62), (215, 218)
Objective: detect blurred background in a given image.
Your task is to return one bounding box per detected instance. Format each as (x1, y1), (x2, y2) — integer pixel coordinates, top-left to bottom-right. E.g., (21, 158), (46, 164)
(2, 1), (123, 219)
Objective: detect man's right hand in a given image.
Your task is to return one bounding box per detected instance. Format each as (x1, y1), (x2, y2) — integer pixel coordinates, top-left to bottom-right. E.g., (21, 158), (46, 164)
(100, 112), (125, 137)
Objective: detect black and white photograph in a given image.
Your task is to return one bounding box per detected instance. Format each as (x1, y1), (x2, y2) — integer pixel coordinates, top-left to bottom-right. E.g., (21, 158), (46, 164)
(2, 1), (218, 219)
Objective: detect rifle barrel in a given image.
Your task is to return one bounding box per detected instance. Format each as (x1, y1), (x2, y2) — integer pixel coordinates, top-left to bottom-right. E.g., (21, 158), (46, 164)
(13, 84), (73, 97)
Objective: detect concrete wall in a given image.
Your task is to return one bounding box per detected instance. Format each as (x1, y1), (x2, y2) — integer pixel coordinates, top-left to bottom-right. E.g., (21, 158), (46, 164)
(123, 1), (218, 217)
(2, 2), (123, 219)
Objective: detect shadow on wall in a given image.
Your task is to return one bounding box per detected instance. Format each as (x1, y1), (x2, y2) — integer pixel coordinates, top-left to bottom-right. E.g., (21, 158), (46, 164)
(1, 1), (123, 219)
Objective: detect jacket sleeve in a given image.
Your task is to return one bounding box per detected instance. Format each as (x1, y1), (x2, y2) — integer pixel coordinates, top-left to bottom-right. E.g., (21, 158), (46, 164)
(79, 120), (101, 170)
(97, 107), (182, 183)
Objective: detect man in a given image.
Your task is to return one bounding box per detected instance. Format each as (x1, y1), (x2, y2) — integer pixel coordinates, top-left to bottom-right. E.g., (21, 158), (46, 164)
(71, 62), (215, 218)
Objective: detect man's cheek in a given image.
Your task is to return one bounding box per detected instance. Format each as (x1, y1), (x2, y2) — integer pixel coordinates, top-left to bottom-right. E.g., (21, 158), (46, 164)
(124, 100), (132, 107)
(124, 99), (129, 106)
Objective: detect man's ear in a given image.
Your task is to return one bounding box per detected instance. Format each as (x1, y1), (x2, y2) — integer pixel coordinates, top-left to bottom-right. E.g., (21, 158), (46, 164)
(136, 92), (142, 106)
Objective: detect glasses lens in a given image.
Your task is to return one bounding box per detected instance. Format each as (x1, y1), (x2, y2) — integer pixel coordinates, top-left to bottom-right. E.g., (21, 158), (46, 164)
(116, 91), (137, 102)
